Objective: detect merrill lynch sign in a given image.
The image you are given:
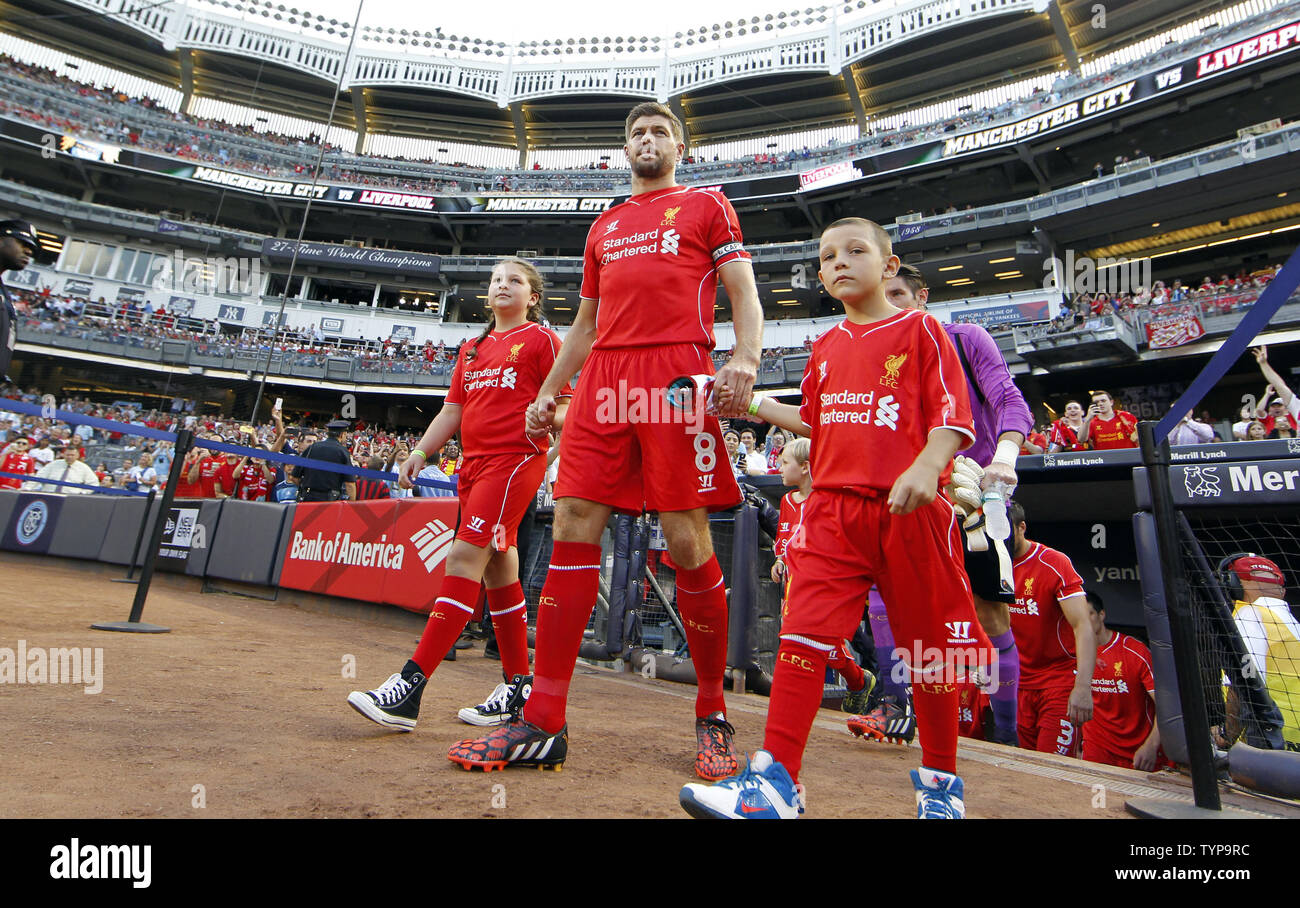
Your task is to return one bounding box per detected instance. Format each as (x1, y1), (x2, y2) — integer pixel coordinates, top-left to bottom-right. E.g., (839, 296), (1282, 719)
(260, 239), (441, 277)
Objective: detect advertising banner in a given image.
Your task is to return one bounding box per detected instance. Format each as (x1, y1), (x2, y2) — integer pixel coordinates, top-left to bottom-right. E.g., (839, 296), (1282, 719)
(1172, 457), (1300, 507)
(260, 238), (441, 278)
(948, 300), (1051, 329)
(278, 498), (460, 613)
(156, 504), (204, 573)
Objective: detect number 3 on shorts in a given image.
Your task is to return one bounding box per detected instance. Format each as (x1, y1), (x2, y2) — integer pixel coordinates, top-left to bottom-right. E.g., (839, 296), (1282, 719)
(693, 433), (716, 473)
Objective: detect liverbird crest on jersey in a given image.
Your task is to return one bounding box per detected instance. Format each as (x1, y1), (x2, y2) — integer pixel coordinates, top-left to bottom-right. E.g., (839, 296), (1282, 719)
(661, 206), (682, 226)
(881, 352), (907, 388)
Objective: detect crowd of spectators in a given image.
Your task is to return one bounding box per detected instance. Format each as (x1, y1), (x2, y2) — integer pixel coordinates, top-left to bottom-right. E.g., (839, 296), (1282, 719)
(12, 284), (802, 380)
(0, 2), (1292, 197)
(1028, 344), (1299, 454)
(1042, 266), (1285, 335)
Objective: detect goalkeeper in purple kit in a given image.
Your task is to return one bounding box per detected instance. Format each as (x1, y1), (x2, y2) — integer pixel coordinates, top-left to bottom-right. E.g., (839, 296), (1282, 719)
(850, 262), (1034, 747)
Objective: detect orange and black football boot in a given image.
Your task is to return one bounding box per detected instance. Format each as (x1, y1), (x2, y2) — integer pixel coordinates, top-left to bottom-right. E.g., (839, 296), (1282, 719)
(447, 718), (567, 772)
(694, 711), (739, 780)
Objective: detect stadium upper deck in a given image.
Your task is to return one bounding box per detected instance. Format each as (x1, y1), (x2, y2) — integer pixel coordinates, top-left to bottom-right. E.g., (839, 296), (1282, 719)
(0, 0), (1280, 163)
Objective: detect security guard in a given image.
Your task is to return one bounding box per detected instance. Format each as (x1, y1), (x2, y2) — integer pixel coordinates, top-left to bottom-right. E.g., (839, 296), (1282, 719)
(0, 220), (40, 381)
(293, 419), (357, 502)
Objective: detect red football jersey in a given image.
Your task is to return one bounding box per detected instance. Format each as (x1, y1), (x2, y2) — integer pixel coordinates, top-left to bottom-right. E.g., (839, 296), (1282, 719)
(581, 185), (750, 350)
(774, 490), (807, 560)
(1083, 632), (1156, 759)
(214, 458), (239, 497)
(1010, 541), (1086, 688)
(798, 309), (975, 493)
(1021, 431), (1048, 455)
(1049, 419), (1085, 452)
(446, 321), (568, 457)
(197, 456), (224, 498)
(173, 455), (205, 498)
(0, 452), (36, 489)
(1088, 410), (1138, 449)
(234, 463), (270, 501)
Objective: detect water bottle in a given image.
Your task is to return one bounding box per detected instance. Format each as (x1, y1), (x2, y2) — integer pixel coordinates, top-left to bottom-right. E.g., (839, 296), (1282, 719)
(982, 484), (1011, 541)
(665, 374), (716, 413)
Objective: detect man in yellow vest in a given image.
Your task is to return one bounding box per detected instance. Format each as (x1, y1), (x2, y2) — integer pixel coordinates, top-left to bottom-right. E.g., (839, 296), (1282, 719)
(1222, 554), (1300, 753)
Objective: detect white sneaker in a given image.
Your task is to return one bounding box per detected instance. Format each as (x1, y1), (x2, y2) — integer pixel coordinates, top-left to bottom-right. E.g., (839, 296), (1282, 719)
(679, 750), (804, 819)
(456, 674), (531, 726)
(911, 767), (966, 819)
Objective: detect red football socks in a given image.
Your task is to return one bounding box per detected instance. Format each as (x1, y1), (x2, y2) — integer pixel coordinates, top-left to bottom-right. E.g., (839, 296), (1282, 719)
(761, 636), (832, 782)
(411, 573), (483, 675)
(487, 580), (530, 680)
(914, 682), (959, 774)
(522, 541), (603, 734)
(827, 640), (867, 693)
(676, 556), (729, 718)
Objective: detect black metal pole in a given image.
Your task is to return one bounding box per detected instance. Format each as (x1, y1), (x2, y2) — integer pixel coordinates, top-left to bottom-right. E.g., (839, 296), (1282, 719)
(111, 487), (156, 584)
(1138, 420), (1222, 809)
(92, 429), (193, 634)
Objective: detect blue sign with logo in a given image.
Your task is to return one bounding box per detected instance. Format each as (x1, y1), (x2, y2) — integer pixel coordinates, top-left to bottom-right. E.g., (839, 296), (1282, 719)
(2, 494), (64, 554)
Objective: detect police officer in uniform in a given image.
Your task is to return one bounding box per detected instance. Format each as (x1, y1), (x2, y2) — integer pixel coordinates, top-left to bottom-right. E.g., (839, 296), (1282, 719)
(0, 221), (40, 381)
(293, 419), (357, 502)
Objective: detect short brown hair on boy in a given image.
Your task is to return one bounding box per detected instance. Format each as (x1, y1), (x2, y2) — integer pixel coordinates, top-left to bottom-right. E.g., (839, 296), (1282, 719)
(822, 217), (893, 260)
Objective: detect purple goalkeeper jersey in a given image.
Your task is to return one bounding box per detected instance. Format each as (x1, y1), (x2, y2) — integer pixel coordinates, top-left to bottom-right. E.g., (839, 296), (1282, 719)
(943, 322), (1033, 466)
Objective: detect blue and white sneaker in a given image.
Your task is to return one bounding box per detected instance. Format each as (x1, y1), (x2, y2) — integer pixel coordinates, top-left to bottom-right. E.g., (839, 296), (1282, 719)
(911, 767), (966, 819)
(679, 750), (804, 819)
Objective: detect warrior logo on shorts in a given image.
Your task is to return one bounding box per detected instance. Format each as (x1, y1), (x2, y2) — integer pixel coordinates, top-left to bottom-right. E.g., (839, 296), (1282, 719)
(467, 516), (486, 533)
(880, 353), (906, 389)
(944, 621), (973, 643)
(698, 474), (715, 492)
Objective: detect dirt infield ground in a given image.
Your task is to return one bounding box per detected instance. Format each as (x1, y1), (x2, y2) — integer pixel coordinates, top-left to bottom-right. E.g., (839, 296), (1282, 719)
(0, 553), (1212, 819)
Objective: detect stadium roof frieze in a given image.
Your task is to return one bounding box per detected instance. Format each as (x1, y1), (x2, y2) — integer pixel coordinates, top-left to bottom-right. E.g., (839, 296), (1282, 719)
(55, 0), (1049, 103)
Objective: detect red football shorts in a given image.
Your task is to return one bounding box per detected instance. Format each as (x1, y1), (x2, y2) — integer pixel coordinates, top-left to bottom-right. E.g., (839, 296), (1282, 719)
(455, 451), (548, 551)
(554, 344), (742, 514)
(1018, 684), (1077, 756)
(782, 489), (994, 675)
(957, 680), (990, 740)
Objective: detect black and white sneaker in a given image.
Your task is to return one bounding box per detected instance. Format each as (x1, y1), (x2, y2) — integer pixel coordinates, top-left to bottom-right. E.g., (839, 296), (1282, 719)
(457, 674), (532, 727)
(348, 660), (427, 731)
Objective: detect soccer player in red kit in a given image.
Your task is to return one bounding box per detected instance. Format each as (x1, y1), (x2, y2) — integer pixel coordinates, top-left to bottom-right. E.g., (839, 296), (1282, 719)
(1081, 591), (1162, 770)
(448, 102), (763, 778)
(0, 436), (36, 489)
(1007, 500), (1096, 755)
(349, 258), (570, 732)
(1080, 391), (1138, 450)
(681, 217), (995, 819)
